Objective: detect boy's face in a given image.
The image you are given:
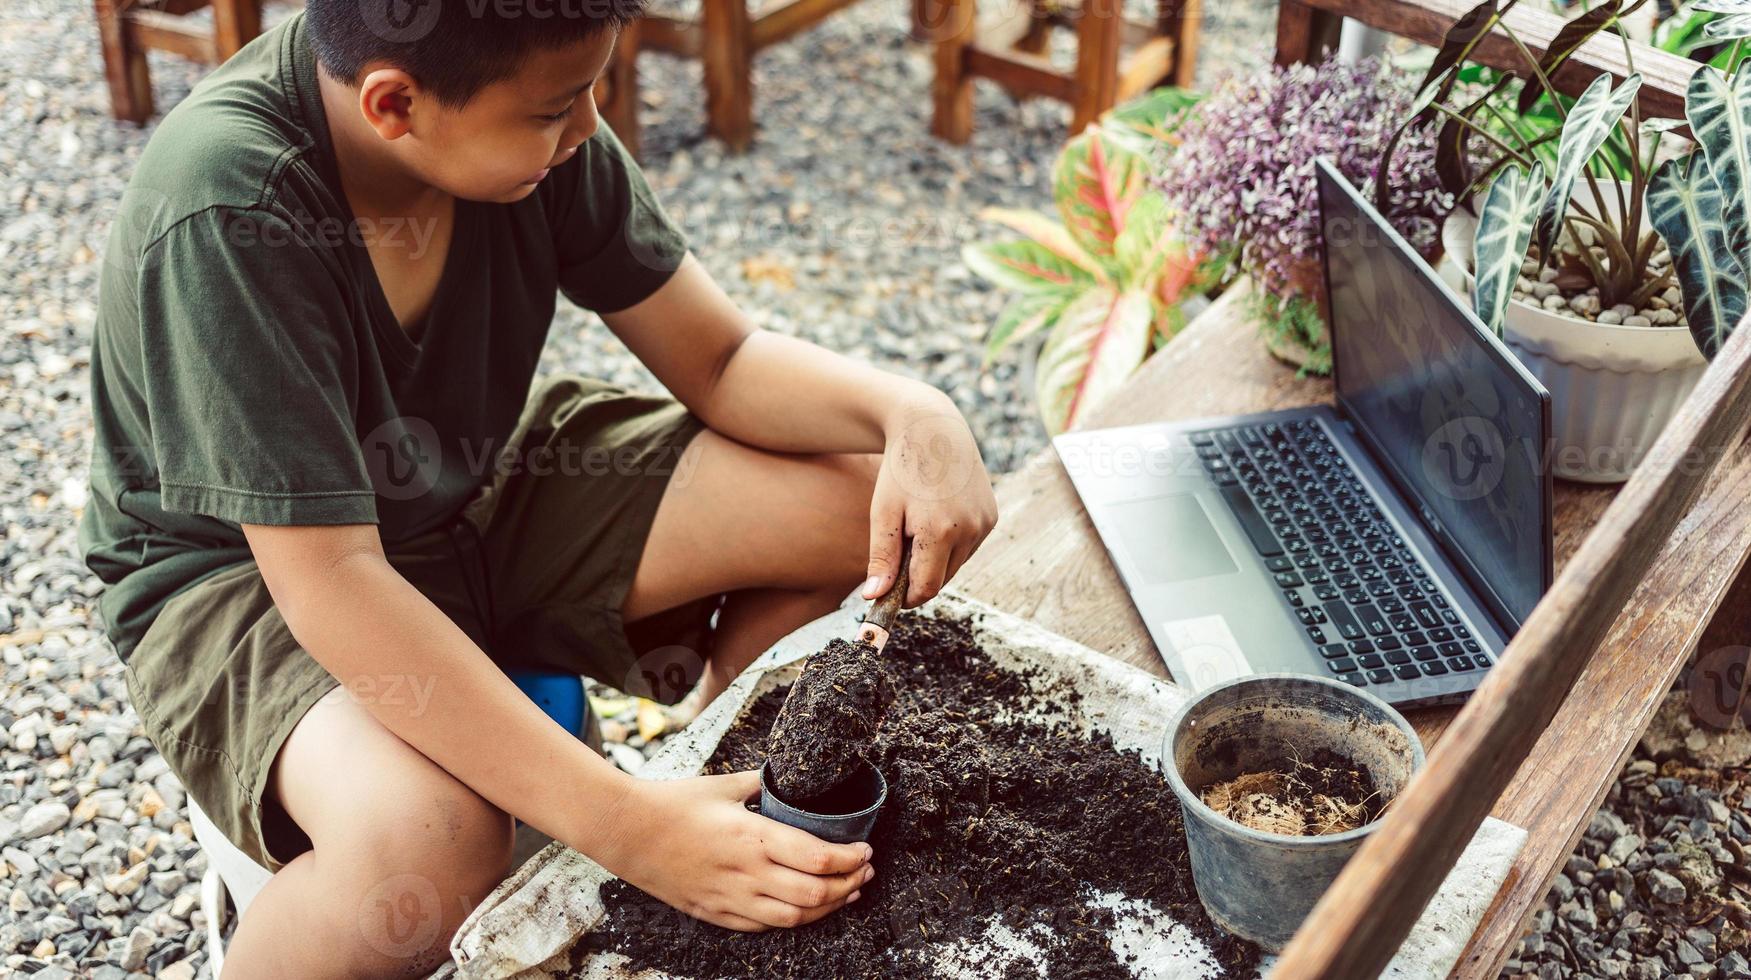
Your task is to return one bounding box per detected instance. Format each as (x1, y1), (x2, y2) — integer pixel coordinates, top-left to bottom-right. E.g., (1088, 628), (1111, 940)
(396, 31), (619, 204)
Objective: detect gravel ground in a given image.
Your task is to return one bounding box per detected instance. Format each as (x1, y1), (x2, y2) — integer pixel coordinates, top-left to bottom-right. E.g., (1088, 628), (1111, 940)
(12, 2), (1732, 979)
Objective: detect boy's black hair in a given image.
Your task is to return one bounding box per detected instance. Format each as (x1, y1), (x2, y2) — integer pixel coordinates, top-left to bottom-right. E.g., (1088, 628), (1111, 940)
(306, 0), (644, 107)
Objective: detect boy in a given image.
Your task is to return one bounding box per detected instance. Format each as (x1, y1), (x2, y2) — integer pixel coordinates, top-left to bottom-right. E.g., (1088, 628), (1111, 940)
(78, 0), (998, 974)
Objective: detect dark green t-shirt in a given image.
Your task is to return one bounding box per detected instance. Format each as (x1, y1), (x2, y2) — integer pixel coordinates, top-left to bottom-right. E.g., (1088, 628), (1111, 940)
(78, 13), (687, 658)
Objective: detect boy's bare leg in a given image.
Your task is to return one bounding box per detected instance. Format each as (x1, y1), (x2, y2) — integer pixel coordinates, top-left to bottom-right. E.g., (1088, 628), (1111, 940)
(624, 430), (881, 711)
(224, 692), (515, 979)
(226, 432), (880, 977)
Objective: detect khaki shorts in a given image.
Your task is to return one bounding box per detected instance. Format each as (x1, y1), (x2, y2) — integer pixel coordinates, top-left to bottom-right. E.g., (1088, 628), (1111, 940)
(126, 376), (715, 870)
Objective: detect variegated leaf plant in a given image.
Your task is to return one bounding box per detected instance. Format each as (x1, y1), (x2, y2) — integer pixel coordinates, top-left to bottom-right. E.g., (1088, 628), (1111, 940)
(1381, 0), (1683, 334)
(1655, 53), (1751, 358)
(963, 91), (1222, 435)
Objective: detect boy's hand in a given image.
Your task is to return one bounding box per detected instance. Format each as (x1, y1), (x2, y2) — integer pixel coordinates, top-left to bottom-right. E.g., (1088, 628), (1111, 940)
(595, 770), (874, 931)
(864, 393), (998, 608)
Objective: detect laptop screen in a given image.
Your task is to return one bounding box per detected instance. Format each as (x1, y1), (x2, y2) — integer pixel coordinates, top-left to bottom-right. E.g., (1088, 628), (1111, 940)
(1316, 160), (1551, 632)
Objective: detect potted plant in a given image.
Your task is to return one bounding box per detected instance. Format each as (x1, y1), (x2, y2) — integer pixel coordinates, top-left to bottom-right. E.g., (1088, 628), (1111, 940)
(1157, 57), (1454, 375)
(1385, 0), (1751, 481)
(962, 89), (1226, 434)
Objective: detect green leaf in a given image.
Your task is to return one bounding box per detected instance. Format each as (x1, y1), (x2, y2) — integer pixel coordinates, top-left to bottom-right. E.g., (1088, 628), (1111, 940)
(1053, 125), (1154, 258)
(984, 291), (1072, 362)
(977, 207), (1112, 283)
(1515, 0), (1622, 115)
(1414, 0), (1518, 124)
(961, 240), (1100, 294)
(1100, 87), (1203, 147)
(1535, 72), (1642, 258)
(1686, 65), (1751, 253)
(1647, 154), (1750, 359)
(1435, 113), (1477, 197)
(1033, 289), (1153, 434)
(1112, 192), (1177, 288)
(1704, 12), (1751, 39)
(1473, 162), (1546, 334)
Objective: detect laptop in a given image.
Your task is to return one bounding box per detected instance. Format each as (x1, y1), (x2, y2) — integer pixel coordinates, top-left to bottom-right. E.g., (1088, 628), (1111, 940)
(1055, 159), (1552, 708)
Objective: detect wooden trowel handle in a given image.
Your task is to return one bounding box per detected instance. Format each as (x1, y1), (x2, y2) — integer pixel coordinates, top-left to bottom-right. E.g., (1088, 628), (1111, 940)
(856, 539), (911, 650)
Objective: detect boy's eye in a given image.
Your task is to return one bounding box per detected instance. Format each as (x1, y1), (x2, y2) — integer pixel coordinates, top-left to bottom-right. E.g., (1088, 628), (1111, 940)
(539, 105), (574, 123)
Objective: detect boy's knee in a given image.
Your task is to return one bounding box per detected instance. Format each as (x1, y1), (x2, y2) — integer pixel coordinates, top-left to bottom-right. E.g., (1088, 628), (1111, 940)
(332, 783), (514, 972)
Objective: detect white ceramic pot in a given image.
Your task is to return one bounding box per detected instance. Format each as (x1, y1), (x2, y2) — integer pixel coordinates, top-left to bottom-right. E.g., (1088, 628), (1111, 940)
(1442, 181), (1706, 483)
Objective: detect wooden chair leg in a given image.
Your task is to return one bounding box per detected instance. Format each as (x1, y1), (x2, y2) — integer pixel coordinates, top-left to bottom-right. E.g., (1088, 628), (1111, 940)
(1159, 0), (1200, 88)
(928, 0), (976, 143)
(599, 21), (643, 159)
(1014, 0), (1051, 55)
(94, 0), (152, 123)
(1274, 0), (1342, 68)
(1070, 0), (1120, 134)
(211, 0), (263, 59)
(701, 0), (754, 151)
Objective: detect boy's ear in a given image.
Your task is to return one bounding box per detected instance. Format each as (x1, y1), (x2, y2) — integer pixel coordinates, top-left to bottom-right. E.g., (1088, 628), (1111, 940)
(356, 67), (422, 142)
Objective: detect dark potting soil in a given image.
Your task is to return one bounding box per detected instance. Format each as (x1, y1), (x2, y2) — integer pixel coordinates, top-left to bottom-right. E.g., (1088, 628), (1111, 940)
(574, 617), (1264, 980)
(765, 637), (895, 808)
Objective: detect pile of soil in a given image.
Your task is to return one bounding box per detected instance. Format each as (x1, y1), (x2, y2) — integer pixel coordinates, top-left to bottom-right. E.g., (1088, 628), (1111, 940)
(575, 617), (1263, 980)
(765, 637), (894, 808)
(1200, 752), (1384, 837)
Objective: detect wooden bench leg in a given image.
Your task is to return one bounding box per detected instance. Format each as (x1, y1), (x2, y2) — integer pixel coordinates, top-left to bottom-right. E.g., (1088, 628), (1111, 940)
(1070, 0), (1120, 134)
(211, 0), (263, 60)
(1160, 0), (1200, 88)
(94, 0), (152, 123)
(1274, 0), (1342, 67)
(929, 0), (976, 143)
(701, 0), (755, 151)
(599, 21), (643, 159)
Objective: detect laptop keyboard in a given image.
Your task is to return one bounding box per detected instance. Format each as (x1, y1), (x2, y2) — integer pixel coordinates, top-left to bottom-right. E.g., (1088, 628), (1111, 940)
(1191, 419), (1492, 689)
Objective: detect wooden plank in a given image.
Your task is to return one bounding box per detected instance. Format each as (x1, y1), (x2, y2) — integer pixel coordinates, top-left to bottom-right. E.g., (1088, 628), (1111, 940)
(965, 44), (1080, 104)
(750, 0), (866, 49)
(1274, 0), (1342, 68)
(1158, 0), (1199, 89)
(598, 20), (643, 159)
(1069, 0), (1121, 133)
(1274, 318), (1751, 978)
(126, 10), (219, 63)
(639, 15), (704, 57)
(1450, 458), (1751, 978)
(1115, 36), (1174, 103)
(1287, 0), (1693, 119)
(700, 0), (755, 150)
(94, 0), (153, 122)
(929, 0), (977, 143)
(210, 0), (261, 59)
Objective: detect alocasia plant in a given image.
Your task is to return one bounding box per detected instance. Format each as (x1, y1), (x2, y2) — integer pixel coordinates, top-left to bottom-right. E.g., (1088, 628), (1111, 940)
(963, 91), (1219, 434)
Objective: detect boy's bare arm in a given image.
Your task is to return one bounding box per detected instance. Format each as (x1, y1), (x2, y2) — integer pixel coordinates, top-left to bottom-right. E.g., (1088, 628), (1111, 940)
(243, 522), (873, 931)
(604, 255), (1000, 604)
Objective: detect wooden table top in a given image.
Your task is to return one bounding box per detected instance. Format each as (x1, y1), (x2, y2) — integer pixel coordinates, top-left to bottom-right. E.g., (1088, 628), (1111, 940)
(952, 282), (1751, 977)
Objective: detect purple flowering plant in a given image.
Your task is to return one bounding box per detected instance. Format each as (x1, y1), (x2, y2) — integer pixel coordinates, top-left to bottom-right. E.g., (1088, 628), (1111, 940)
(1157, 57), (1453, 372)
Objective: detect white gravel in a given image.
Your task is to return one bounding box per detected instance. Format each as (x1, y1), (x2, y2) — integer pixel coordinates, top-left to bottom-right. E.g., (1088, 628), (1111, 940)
(0, 0), (1278, 975)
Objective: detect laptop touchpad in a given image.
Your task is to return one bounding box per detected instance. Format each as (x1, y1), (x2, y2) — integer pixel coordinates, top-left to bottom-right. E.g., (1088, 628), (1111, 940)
(1108, 494), (1239, 585)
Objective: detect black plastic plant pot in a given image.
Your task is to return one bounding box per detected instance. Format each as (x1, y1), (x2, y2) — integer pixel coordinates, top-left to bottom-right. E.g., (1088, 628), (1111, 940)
(1163, 673), (1425, 952)
(758, 761), (888, 844)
